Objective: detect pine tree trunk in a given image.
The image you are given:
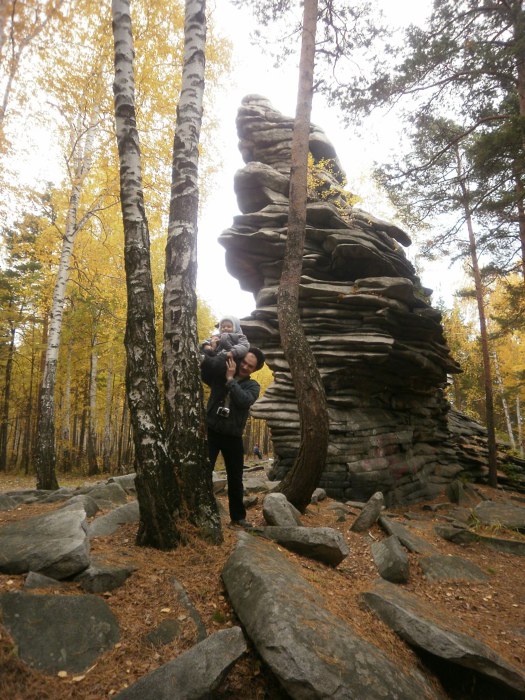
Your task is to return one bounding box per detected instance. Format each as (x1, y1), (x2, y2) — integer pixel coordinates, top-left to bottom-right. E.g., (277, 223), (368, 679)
(60, 346), (72, 473)
(102, 358), (114, 471)
(87, 335), (99, 476)
(456, 146), (498, 487)
(112, 0), (182, 549)
(276, 0), (329, 512)
(517, 395), (524, 456)
(20, 320), (36, 474)
(162, 0), (221, 543)
(0, 318), (15, 472)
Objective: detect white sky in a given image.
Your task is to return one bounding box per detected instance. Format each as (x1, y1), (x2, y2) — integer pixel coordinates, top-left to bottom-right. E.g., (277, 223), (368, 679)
(197, 0), (462, 321)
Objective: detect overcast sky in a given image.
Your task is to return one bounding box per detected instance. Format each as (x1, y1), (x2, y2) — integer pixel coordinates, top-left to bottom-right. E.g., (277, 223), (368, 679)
(197, 0), (460, 322)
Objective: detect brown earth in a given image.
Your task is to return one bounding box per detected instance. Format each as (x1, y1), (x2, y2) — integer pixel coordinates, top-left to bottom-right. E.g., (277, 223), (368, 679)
(0, 468), (524, 699)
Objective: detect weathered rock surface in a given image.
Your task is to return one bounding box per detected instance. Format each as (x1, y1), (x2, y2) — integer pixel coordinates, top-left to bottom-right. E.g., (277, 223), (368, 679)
(218, 95), (502, 505)
(0, 507), (89, 578)
(258, 525), (349, 566)
(222, 531), (443, 699)
(88, 500), (140, 538)
(0, 591), (120, 674)
(114, 627), (247, 700)
(419, 554), (488, 582)
(74, 558), (137, 593)
(262, 492), (302, 526)
(435, 523), (525, 555)
(379, 515), (438, 554)
(363, 581), (525, 697)
(473, 500), (525, 532)
(350, 491), (384, 532)
(371, 535), (409, 583)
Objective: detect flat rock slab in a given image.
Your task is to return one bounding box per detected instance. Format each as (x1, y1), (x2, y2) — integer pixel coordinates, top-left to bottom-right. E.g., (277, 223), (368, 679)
(379, 515), (438, 555)
(419, 554), (489, 582)
(222, 532), (443, 699)
(474, 500), (525, 532)
(0, 591), (120, 674)
(258, 525), (349, 566)
(0, 507), (89, 579)
(75, 559), (137, 593)
(371, 535), (409, 583)
(82, 481), (128, 507)
(115, 627), (246, 699)
(88, 500), (140, 538)
(435, 524), (525, 556)
(363, 581), (525, 697)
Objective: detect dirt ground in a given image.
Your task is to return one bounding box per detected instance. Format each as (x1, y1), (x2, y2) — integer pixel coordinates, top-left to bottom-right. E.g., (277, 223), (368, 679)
(0, 468), (524, 699)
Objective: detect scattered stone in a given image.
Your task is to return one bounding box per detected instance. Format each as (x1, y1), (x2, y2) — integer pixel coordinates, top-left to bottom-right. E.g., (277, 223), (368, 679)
(82, 481), (128, 507)
(243, 494), (258, 509)
(107, 473), (137, 495)
(350, 491), (384, 532)
(379, 515), (437, 554)
(435, 524), (525, 556)
(60, 493), (100, 517)
(262, 492), (302, 526)
(473, 500), (525, 532)
(311, 487), (327, 503)
(0, 493), (17, 511)
(371, 535), (409, 583)
(258, 525), (349, 566)
(88, 501), (140, 538)
(144, 619), (182, 648)
(419, 555), (489, 582)
(212, 472), (227, 493)
(0, 591), (120, 674)
(222, 531), (444, 699)
(171, 577), (207, 642)
(0, 507), (89, 579)
(446, 479), (479, 505)
(75, 559), (137, 593)
(115, 627), (247, 700)
(363, 581), (525, 697)
(24, 571), (65, 590)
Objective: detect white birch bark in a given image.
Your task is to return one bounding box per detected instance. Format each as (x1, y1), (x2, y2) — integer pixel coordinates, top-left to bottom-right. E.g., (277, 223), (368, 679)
(112, 0), (183, 549)
(34, 102), (100, 489)
(492, 350), (516, 449)
(162, 0), (222, 543)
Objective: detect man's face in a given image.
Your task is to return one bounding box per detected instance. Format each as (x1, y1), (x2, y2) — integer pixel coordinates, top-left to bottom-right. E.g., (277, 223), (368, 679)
(220, 320), (234, 333)
(238, 352), (258, 379)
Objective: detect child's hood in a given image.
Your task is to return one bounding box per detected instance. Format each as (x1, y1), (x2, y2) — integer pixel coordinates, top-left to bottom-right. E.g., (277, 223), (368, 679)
(219, 315), (242, 333)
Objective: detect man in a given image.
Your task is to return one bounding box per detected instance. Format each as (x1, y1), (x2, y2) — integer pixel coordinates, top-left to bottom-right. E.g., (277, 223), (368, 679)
(203, 347), (265, 528)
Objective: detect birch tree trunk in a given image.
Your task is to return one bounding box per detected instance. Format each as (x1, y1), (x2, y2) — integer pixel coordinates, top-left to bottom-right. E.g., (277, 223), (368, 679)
(112, 0), (183, 549)
(33, 105), (100, 490)
(0, 309), (16, 472)
(517, 395), (523, 456)
(276, 0), (329, 512)
(492, 350), (516, 449)
(162, 0), (221, 543)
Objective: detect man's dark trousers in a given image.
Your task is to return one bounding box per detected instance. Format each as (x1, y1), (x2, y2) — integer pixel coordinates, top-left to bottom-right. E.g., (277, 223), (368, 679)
(207, 427), (246, 521)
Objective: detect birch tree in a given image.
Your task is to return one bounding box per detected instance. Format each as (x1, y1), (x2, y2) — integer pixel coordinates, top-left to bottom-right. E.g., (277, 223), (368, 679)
(162, 0), (221, 540)
(112, 0), (222, 547)
(33, 103), (100, 489)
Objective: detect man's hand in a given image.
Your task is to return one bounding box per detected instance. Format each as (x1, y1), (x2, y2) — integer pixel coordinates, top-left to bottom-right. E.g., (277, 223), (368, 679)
(225, 356), (236, 381)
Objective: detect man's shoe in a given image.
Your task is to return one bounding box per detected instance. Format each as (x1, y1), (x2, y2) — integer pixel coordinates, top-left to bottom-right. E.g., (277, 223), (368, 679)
(230, 519), (253, 529)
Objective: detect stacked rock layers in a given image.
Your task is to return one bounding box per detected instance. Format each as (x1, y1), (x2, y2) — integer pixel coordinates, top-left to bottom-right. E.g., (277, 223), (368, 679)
(220, 95), (481, 505)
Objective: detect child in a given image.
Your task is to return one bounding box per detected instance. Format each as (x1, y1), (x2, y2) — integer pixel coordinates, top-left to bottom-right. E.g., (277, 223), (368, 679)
(200, 316), (249, 385)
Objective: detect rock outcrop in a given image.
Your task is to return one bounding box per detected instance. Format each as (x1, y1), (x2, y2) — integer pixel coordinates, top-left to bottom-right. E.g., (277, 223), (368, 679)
(219, 95), (489, 504)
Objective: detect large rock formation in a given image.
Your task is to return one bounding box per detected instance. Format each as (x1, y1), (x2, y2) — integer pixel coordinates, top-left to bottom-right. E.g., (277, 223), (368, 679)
(219, 95), (485, 505)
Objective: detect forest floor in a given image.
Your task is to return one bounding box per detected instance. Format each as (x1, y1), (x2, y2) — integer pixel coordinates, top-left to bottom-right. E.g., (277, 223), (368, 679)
(0, 466), (524, 699)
